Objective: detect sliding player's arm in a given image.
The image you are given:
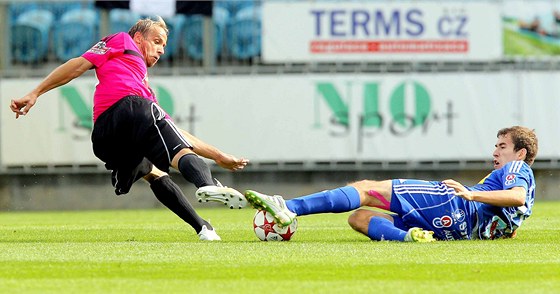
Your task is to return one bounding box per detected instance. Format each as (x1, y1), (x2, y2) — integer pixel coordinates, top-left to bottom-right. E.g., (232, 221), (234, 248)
(442, 179), (526, 207)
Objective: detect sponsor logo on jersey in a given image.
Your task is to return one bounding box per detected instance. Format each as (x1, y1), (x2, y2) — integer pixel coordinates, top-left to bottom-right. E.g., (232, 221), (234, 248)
(87, 41), (110, 54)
(452, 209), (465, 222)
(459, 221), (469, 238)
(433, 215), (453, 228)
(442, 230), (455, 240)
(505, 174), (516, 185)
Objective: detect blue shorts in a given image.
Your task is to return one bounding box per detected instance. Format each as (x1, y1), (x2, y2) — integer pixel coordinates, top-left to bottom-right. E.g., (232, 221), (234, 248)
(390, 179), (476, 240)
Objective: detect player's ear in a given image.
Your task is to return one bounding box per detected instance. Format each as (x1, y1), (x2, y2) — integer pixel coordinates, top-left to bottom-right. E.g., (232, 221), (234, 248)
(132, 32), (143, 44)
(517, 148), (527, 161)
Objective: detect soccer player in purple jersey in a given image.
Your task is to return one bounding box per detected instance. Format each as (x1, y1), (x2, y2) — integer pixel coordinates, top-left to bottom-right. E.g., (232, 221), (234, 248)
(241, 126), (538, 242)
(10, 16), (248, 241)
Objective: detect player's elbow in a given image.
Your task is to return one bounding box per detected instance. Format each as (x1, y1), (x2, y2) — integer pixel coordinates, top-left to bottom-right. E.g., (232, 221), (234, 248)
(511, 189), (526, 207)
(68, 57), (93, 78)
(513, 195), (525, 207)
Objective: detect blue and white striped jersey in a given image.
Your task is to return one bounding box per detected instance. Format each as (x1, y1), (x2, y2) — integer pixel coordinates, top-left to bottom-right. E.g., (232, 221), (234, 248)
(469, 160), (536, 239)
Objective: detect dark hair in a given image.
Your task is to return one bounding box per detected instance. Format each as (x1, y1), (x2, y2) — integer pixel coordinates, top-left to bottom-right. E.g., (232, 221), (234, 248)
(497, 126), (538, 165)
(128, 16), (169, 38)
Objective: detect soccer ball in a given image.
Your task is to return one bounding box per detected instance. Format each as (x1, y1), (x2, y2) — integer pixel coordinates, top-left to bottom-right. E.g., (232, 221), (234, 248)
(252, 210), (297, 241)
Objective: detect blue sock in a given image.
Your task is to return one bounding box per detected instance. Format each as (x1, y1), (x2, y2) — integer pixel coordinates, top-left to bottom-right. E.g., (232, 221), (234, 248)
(285, 186), (361, 216)
(367, 217), (407, 241)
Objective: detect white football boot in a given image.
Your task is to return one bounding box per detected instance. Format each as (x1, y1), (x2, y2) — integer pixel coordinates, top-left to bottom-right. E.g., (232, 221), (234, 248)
(196, 179), (247, 209)
(198, 225), (221, 241)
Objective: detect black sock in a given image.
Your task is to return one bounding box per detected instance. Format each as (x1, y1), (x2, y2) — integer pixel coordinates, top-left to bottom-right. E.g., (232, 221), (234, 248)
(177, 153), (214, 188)
(150, 175), (211, 233)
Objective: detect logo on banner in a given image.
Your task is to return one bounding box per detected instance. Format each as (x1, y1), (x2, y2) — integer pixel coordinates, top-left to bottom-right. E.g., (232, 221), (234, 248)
(313, 80), (457, 153)
(308, 7), (469, 54)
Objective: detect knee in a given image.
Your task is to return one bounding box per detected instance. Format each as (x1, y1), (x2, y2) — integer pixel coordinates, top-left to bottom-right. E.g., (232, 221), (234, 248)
(171, 149), (195, 169)
(348, 209), (374, 232)
(143, 167), (168, 184)
(348, 179), (377, 191)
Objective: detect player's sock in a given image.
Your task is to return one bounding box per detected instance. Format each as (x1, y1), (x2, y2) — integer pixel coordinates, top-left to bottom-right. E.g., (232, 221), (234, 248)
(367, 216), (407, 241)
(178, 153), (214, 188)
(150, 175), (211, 233)
(285, 186), (361, 216)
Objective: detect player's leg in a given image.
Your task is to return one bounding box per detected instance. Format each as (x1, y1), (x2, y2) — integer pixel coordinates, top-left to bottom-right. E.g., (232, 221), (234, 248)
(171, 148), (247, 209)
(244, 180), (391, 226)
(348, 209), (435, 242)
(283, 185), (362, 216)
(144, 103), (246, 209)
(145, 166), (220, 241)
(171, 148), (213, 188)
(244, 182), (376, 226)
(349, 180), (394, 210)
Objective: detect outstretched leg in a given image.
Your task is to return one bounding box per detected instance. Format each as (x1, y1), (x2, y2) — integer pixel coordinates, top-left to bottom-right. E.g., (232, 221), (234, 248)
(243, 180), (387, 226)
(244, 184), (365, 226)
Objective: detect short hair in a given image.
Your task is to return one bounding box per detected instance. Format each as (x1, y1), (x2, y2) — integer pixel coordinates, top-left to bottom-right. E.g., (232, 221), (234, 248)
(497, 126), (538, 165)
(128, 16), (169, 38)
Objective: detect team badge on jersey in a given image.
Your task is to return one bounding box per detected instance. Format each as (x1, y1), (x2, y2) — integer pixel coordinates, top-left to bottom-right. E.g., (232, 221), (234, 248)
(505, 174), (516, 185)
(87, 41), (110, 54)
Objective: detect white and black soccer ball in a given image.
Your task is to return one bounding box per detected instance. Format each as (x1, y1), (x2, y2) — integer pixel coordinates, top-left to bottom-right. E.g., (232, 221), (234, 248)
(252, 210), (297, 241)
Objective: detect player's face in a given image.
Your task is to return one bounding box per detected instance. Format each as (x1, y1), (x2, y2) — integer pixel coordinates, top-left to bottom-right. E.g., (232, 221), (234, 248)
(493, 133), (525, 169)
(137, 27), (167, 67)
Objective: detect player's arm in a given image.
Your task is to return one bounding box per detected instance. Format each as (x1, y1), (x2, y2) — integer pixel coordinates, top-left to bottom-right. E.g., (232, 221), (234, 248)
(10, 57), (93, 118)
(179, 129), (249, 171)
(443, 179), (526, 207)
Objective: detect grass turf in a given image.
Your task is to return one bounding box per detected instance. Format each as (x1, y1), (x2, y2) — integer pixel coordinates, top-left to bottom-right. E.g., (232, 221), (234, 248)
(1, 202), (560, 293)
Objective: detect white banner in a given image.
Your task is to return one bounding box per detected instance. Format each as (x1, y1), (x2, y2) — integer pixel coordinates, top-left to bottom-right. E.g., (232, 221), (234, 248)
(1, 72), (558, 166)
(262, 1), (502, 62)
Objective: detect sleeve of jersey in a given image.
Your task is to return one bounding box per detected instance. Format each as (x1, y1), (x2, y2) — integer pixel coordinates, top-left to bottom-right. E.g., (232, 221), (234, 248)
(501, 161), (530, 191)
(81, 33), (126, 68)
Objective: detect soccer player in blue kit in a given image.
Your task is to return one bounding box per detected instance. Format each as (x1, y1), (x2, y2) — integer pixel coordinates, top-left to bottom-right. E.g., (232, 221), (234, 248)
(240, 126), (538, 242)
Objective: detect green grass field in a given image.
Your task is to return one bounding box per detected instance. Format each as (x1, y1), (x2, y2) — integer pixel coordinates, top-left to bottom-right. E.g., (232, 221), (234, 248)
(1, 202), (560, 293)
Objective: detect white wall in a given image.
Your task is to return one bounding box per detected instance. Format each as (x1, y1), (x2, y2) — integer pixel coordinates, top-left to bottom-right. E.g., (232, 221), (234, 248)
(1, 72), (558, 167)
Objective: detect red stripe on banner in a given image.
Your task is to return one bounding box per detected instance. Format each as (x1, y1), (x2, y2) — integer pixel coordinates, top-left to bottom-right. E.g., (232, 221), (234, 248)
(310, 40), (469, 53)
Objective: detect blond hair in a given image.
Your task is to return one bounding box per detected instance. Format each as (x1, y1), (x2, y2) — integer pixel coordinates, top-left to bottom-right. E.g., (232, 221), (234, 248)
(128, 16), (169, 38)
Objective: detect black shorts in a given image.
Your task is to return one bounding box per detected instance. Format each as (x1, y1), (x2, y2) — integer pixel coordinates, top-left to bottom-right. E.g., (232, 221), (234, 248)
(91, 96), (192, 194)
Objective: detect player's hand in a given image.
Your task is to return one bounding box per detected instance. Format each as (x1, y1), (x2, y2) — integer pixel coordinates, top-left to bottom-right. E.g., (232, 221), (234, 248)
(10, 93), (38, 119)
(442, 179), (474, 200)
(215, 154), (249, 171)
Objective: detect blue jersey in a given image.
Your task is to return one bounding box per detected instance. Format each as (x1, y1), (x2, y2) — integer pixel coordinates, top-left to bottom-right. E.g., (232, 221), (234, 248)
(469, 161), (536, 239)
(390, 161), (535, 241)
